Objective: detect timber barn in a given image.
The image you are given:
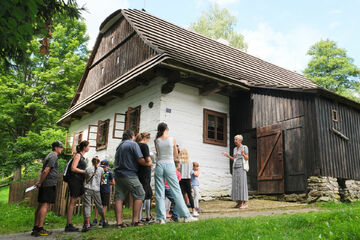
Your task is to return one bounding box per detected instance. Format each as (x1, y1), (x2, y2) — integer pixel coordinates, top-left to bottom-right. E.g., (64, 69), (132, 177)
(58, 9), (360, 197)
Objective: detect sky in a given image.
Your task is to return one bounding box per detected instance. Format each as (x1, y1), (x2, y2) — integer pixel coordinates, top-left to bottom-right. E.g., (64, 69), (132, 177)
(76, 0), (360, 73)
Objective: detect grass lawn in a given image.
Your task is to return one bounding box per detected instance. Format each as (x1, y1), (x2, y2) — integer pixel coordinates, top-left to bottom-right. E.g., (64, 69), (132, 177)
(71, 202), (360, 240)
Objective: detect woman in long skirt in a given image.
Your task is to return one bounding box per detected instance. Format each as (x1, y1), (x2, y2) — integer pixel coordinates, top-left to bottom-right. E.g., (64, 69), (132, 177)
(222, 135), (249, 209)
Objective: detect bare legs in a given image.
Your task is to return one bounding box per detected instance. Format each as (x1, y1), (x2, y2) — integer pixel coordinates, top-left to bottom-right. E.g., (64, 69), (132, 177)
(67, 197), (79, 224)
(34, 203), (50, 227)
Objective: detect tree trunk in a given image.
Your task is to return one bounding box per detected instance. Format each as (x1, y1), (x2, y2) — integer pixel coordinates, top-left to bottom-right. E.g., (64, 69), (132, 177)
(13, 167), (21, 181)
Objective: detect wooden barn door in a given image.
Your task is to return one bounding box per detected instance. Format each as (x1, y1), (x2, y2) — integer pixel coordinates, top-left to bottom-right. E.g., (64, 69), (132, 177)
(257, 124), (284, 194)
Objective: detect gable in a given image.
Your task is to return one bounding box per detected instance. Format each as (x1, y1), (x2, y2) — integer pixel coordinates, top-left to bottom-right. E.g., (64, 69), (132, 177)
(76, 17), (157, 104)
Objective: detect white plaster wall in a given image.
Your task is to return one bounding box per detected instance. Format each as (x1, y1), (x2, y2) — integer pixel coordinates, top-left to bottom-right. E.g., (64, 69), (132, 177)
(67, 78), (231, 198)
(160, 83), (232, 198)
(68, 77), (164, 162)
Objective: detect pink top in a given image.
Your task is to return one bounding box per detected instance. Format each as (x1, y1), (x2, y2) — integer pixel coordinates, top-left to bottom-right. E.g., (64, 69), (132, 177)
(165, 170), (181, 188)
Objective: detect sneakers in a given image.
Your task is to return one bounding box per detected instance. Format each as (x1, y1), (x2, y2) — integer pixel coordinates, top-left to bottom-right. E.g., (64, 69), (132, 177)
(82, 223), (91, 232)
(156, 219), (166, 224)
(31, 226), (38, 236)
(102, 221), (109, 228)
(193, 211), (199, 217)
(99, 218), (104, 226)
(33, 227), (52, 237)
(65, 224), (79, 232)
(182, 216), (199, 222)
(91, 218), (98, 226)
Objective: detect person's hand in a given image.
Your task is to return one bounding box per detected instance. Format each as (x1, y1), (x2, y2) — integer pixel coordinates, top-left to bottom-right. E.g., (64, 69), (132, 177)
(221, 152), (229, 157)
(35, 182), (41, 188)
(147, 161), (153, 167)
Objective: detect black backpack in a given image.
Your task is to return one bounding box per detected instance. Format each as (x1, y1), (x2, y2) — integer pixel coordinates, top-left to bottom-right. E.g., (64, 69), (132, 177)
(63, 159), (73, 182)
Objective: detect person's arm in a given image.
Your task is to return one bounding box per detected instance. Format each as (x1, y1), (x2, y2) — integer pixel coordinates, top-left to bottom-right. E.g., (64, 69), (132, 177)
(35, 167), (51, 187)
(193, 169), (200, 177)
(71, 153), (86, 174)
(173, 138), (178, 161)
(222, 152), (234, 161)
(138, 157), (152, 166)
(242, 147), (249, 160)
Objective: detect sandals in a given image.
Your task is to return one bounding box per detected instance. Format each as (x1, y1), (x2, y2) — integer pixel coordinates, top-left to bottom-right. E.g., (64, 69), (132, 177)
(116, 223), (128, 229)
(131, 222), (146, 227)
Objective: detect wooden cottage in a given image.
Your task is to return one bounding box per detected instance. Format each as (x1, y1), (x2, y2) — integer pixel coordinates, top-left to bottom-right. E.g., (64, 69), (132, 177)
(58, 9), (360, 197)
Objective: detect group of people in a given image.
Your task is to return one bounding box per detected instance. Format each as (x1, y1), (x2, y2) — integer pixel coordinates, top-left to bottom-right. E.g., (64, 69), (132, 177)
(31, 122), (249, 237)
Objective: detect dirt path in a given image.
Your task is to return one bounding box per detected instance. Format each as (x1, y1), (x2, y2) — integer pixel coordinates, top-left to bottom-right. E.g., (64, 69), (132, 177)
(0, 200), (321, 240)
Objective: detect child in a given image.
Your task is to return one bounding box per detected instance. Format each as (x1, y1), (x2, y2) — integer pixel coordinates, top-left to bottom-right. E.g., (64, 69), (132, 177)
(164, 161), (182, 222)
(92, 160), (114, 226)
(136, 132), (154, 223)
(191, 162), (201, 213)
(82, 157), (108, 232)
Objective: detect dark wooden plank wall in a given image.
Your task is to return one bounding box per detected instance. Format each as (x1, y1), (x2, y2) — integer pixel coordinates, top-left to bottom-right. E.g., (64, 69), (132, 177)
(78, 19), (157, 103)
(230, 89), (319, 193)
(315, 97), (360, 180)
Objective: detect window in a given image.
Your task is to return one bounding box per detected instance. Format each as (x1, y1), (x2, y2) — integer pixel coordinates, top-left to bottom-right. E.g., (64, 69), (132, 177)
(64, 132), (83, 155)
(203, 109), (227, 146)
(125, 106), (141, 135)
(111, 36), (114, 44)
(332, 109), (338, 122)
(72, 131), (83, 153)
(116, 56), (120, 64)
(87, 125), (98, 147)
(96, 119), (110, 150)
(113, 113), (126, 139)
(101, 67), (104, 75)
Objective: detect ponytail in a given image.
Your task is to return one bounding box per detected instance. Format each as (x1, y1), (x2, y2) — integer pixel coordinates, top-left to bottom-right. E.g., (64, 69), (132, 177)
(76, 140), (89, 153)
(156, 122), (168, 139)
(136, 132), (151, 143)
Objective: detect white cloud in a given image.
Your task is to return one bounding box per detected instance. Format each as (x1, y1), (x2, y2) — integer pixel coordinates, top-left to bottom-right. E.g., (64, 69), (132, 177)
(242, 23), (324, 73)
(77, 0), (129, 50)
(329, 21), (340, 29)
(328, 9), (342, 15)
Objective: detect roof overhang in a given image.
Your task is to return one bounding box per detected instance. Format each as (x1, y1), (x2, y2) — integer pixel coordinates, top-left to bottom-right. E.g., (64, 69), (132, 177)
(57, 53), (170, 126)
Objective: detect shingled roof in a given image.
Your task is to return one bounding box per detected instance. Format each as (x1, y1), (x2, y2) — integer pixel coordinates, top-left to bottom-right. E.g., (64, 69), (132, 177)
(120, 9), (318, 89)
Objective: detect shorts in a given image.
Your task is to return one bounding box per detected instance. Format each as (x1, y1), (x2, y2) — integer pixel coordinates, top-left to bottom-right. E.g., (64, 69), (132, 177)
(114, 176), (145, 201)
(38, 186), (56, 204)
(100, 192), (110, 206)
(68, 179), (85, 198)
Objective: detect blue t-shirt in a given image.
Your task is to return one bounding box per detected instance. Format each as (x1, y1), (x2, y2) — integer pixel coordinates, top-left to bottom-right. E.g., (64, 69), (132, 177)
(191, 170), (199, 186)
(100, 170), (113, 193)
(114, 140), (144, 178)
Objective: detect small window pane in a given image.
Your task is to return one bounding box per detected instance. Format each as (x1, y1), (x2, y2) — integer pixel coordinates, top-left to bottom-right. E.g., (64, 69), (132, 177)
(207, 115), (215, 131)
(208, 131), (215, 139)
(217, 133), (224, 140)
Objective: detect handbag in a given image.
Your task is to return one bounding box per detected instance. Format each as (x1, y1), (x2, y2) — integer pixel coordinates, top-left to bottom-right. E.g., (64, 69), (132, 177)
(235, 146), (249, 172)
(243, 158), (249, 172)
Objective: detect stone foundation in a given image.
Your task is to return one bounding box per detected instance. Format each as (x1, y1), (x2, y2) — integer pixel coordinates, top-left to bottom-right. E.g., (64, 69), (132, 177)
(306, 176), (340, 202)
(341, 180), (360, 202)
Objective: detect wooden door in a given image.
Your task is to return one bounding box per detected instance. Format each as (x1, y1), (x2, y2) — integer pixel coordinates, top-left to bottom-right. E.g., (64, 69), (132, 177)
(257, 124), (284, 194)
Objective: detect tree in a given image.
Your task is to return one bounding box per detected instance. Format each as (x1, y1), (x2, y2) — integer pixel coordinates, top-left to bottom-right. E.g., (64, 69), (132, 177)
(304, 39), (360, 101)
(190, 3), (247, 51)
(0, 0), (84, 66)
(0, 16), (88, 176)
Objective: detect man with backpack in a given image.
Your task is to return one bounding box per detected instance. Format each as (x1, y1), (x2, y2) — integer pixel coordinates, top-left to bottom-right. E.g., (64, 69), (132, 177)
(31, 141), (63, 237)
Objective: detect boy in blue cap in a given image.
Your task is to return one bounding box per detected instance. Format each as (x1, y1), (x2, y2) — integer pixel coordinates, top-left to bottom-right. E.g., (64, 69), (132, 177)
(92, 160), (114, 226)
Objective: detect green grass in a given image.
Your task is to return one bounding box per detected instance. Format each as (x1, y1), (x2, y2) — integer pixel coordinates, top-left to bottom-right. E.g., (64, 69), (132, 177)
(69, 203), (360, 240)
(0, 200), (133, 235)
(0, 186), (9, 204)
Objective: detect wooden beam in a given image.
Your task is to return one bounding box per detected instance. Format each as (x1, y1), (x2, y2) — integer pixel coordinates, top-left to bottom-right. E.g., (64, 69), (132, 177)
(199, 83), (222, 96)
(110, 92), (124, 98)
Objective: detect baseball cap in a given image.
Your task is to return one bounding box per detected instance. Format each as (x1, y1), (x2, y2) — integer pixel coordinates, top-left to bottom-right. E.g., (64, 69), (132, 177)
(52, 141), (63, 149)
(100, 160), (109, 167)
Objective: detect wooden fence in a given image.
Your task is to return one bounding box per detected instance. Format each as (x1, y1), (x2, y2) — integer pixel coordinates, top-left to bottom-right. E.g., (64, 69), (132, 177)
(8, 175), (128, 216)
